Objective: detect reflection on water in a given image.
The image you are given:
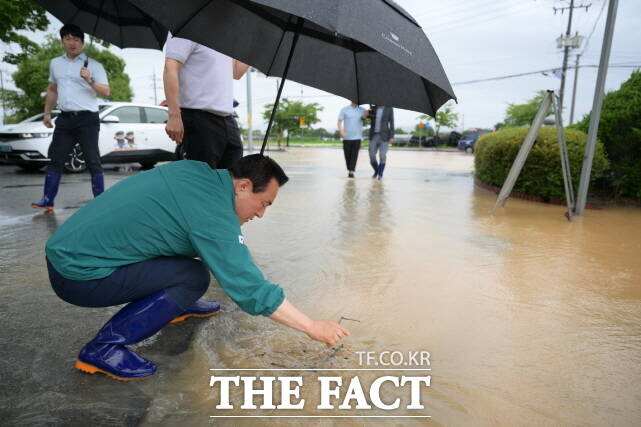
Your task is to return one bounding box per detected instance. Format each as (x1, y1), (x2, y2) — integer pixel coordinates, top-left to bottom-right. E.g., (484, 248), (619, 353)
(141, 149), (641, 426)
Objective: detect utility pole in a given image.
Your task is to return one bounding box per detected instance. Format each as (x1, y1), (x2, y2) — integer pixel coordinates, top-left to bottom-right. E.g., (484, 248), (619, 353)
(554, 1), (590, 116)
(558, 0), (575, 116)
(152, 68), (158, 105)
(569, 53), (581, 125)
(576, 0), (619, 216)
(246, 68), (254, 152)
(0, 69), (5, 125)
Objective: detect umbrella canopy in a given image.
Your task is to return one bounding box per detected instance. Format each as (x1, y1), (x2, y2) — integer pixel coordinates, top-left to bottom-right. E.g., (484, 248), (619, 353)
(35, 0), (168, 50)
(129, 0), (455, 114)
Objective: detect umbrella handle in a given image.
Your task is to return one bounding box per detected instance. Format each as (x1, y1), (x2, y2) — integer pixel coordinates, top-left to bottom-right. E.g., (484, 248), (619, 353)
(260, 17), (305, 156)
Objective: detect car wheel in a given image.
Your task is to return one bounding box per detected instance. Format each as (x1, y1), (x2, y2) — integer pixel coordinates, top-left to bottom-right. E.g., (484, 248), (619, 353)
(18, 164), (44, 172)
(64, 143), (87, 173)
(139, 161), (157, 169)
(465, 147), (474, 154)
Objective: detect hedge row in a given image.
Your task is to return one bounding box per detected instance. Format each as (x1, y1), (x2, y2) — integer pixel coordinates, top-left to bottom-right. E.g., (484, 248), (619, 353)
(573, 70), (641, 200)
(474, 127), (609, 201)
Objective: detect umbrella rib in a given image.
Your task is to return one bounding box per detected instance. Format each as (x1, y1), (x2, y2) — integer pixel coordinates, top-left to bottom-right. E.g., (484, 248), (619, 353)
(68, 0), (83, 24)
(266, 14), (293, 77)
(91, 0), (106, 42)
(113, 0), (123, 47)
(173, 0), (213, 37)
(150, 21), (167, 50)
(422, 78), (436, 116)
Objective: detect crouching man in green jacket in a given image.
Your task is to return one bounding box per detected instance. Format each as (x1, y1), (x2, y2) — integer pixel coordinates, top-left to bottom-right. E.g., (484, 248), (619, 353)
(45, 154), (350, 381)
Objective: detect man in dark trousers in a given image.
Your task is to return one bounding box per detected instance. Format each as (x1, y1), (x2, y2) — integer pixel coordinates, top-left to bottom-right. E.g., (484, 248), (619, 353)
(337, 101), (368, 178)
(368, 105), (395, 180)
(46, 154), (350, 381)
(32, 24), (110, 211)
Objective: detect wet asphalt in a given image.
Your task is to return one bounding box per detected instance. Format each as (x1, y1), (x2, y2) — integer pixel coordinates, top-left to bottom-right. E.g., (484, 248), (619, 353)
(0, 164), (208, 426)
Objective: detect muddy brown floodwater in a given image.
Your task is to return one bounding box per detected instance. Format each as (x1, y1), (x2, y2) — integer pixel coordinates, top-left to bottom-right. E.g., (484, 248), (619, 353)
(1, 148), (639, 426)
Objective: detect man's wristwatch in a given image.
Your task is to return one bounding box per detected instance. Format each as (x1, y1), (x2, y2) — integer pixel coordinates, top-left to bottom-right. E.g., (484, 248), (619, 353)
(89, 77), (95, 85)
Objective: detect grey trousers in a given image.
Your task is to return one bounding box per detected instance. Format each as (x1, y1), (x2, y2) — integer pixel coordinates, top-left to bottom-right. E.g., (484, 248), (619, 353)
(369, 133), (389, 165)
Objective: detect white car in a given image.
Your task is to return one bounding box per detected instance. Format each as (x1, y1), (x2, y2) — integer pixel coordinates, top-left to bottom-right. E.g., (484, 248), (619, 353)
(0, 102), (175, 172)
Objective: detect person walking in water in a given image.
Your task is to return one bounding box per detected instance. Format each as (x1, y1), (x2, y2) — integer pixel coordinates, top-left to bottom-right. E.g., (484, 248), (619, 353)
(337, 101), (368, 178)
(32, 24), (110, 211)
(368, 105), (395, 180)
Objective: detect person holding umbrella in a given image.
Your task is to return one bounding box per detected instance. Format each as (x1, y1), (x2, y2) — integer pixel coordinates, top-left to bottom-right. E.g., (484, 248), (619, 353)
(45, 154), (350, 380)
(338, 102), (368, 178)
(130, 0), (457, 158)
(163, 36), (249, 168)
(31, 24), (110, 211)
(368, 105), (395, 180)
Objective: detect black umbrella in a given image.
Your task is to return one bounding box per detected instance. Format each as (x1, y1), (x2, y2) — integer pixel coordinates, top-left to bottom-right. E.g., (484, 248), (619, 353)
(35, 0), (168, 50)
(129, 0), (456, 154)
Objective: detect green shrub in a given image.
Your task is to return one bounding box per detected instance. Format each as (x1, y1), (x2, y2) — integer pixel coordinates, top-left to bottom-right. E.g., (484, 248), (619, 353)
(475, 127), (609, 201)
(573, 71), (641, 199)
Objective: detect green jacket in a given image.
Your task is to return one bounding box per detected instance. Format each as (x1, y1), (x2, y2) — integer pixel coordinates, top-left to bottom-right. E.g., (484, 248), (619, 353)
(45, 160), (284, 316)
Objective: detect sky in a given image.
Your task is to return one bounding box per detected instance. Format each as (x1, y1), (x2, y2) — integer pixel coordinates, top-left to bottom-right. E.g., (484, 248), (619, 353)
(1, 0), (640, 132)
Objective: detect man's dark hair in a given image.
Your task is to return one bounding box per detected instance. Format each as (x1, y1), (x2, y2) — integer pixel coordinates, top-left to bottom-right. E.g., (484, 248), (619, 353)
(229, 154), (289, 193)
(60, 24), (85, 43)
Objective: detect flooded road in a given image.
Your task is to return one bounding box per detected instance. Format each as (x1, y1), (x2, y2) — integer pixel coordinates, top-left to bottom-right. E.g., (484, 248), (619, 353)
(1, 148), (640, 426)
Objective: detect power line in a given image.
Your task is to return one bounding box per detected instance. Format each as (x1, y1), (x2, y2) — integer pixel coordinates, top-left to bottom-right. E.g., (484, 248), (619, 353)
(581, 0), (607, 55)
(413, 0), (504, 22)
(420, 0), (516, 29)
(452, 63), (640, 86)
(427, 2), (541, 34)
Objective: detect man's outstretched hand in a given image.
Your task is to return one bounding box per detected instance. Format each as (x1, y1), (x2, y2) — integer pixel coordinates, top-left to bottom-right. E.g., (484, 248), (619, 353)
(269, 299), (351, 346)
(306, 320), (351, 347)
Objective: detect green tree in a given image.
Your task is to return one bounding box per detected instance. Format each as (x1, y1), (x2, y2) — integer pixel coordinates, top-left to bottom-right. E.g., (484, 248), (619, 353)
(504, 90), (546, 126)
(0, 0), (49, 64)
(261, 98), (323, 140)
(574, 70), (641, 199)
(0, 34), (133, 123)
(418, 101), (458, 142)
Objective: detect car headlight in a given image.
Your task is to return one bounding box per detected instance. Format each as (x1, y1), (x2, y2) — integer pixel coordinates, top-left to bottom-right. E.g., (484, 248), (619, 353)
(20, 132), (53, 138)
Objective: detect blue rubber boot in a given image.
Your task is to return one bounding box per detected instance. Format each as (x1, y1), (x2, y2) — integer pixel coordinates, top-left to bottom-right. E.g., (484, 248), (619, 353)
(371, 161), (379, 178)
(75, 290), (184, 381)
(91, 173), (104, 197)
(377, 163), (386, 180)
(170, 299), (221, 324)
(31, 171), (62, 211)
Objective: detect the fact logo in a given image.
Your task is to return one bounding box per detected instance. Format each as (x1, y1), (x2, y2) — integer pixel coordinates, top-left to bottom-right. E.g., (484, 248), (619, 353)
(209, 375), (430, 410)
(208, 350), (431, 415)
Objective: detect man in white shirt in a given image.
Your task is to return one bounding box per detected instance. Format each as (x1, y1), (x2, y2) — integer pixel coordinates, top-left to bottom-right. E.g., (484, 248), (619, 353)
(163, 37), (248, 168)
(32, 24), (110, 212)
